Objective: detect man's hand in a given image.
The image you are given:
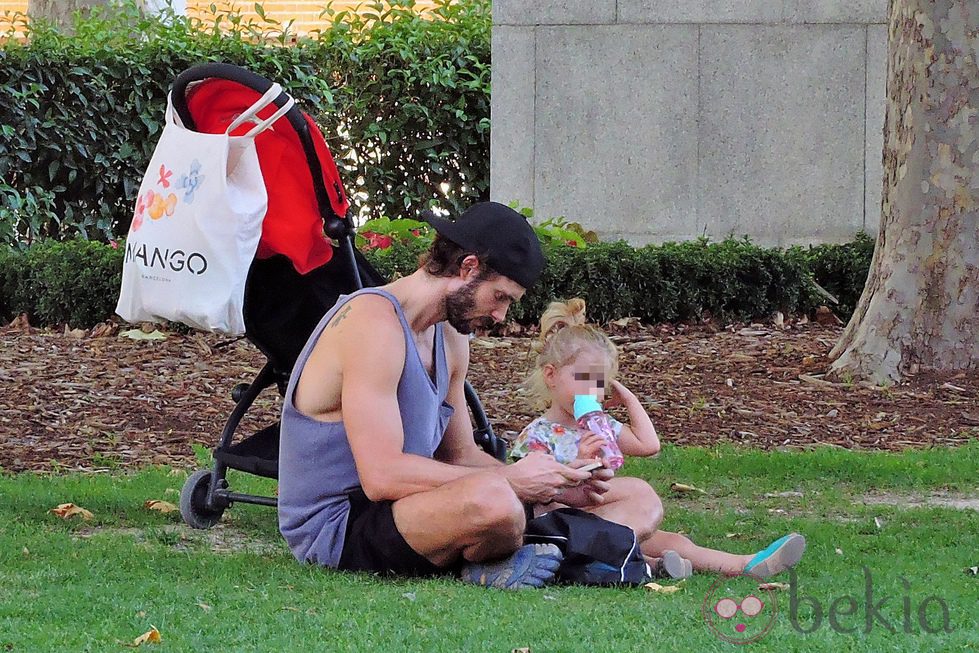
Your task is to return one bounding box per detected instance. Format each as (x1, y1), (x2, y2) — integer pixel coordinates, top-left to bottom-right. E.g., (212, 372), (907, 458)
(553, 459), (613, 507)
(498, 452), (592, 504)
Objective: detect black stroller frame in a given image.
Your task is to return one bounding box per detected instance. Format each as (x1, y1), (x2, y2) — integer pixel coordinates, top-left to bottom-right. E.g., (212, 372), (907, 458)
(174, 63), (506, 528)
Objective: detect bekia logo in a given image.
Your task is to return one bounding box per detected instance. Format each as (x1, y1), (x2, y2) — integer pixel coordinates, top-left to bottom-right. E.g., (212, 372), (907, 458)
(703, 573), (779, 644)
(704, 568), (953, 644)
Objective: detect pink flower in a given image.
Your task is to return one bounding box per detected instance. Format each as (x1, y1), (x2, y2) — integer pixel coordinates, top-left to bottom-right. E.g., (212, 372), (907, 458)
(134, 193), (147, 220)
(109, 240), (119, 250)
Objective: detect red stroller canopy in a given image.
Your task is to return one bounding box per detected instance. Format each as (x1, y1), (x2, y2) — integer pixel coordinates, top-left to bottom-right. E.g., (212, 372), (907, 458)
(185, 79), (349, 274)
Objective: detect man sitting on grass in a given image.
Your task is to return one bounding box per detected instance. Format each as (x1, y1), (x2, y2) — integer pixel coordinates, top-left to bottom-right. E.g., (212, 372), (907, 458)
(278, 202), (600, 588)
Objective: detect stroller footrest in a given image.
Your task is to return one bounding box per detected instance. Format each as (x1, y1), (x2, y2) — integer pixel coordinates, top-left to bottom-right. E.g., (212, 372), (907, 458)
(215, 423), (280, 479)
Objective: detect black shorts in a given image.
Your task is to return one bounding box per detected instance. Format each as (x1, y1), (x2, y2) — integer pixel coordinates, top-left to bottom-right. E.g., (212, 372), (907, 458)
(337, 488), (455, 577)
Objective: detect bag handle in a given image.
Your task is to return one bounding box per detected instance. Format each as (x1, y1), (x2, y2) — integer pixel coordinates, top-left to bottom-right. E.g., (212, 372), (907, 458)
(224, 83), (287, 135)
(165, 92), (184, 127)
(241, 95), (296, 138)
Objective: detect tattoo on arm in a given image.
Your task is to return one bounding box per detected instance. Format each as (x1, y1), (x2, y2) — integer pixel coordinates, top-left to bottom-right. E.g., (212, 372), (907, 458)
(330, 305), (352, 328)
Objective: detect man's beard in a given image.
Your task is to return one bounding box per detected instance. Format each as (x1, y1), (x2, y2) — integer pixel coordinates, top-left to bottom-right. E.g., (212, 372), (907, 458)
(444, 279), (494, 334)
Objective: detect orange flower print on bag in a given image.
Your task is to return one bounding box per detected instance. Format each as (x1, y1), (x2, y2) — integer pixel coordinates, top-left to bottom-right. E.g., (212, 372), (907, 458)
(148, 189), (177, 220)
(131, 193), (148, 232)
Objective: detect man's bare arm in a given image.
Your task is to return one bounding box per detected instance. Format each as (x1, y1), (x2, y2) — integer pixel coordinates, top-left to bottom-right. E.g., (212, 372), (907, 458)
(333, 297), (485, 501)
(433, 328), (503, 468)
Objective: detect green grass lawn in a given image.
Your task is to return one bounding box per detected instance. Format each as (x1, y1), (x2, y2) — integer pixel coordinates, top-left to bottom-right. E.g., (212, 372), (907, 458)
(1, 442), (977, 652)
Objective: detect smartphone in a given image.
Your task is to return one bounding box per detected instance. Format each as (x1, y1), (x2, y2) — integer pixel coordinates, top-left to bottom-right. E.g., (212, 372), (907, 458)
(578, 461), (605, 473)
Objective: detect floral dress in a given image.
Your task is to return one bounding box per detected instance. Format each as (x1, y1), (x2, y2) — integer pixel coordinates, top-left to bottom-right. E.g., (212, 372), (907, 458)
(508, 415), (624, 464)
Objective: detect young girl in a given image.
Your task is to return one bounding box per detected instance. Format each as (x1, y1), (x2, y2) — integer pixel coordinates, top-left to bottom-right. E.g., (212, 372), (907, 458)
(509, 298), (806, 580)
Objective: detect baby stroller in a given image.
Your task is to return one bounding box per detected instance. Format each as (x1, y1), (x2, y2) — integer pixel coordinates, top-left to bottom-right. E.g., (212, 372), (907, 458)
(171, 63), (507, 528)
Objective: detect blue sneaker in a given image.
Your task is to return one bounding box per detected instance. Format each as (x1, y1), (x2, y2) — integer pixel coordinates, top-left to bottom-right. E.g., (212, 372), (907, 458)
(461, 543), (563, 590)
(744, 533), (806, 578)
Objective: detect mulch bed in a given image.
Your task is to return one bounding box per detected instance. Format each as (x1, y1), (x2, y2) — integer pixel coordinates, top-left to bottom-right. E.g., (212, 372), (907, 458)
(1, 317), (976, 473)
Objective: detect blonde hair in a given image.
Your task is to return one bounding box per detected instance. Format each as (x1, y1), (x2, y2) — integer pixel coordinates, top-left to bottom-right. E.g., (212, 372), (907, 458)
(523, 298), (619, 410)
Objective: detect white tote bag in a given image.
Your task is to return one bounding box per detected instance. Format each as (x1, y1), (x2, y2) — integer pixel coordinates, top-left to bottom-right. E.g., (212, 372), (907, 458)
(115, 83), (294, 334)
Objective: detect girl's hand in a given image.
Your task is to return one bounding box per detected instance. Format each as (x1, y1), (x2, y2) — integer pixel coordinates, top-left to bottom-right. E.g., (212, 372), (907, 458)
(604, 378), (636, 409)
(576, 433), (605, 459)
(554, 472), (612, 507)
(567, 459), (615, 505)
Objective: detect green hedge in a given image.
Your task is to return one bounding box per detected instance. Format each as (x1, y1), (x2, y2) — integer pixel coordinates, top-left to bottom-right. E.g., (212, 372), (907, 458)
(361, 236), (873, 325)
(802, 232), (876, 317)
(0, 0), (490, 245)
(510, 240), (816, 325)
(0, 236), (874, 329)
(0, 239), (122, 327)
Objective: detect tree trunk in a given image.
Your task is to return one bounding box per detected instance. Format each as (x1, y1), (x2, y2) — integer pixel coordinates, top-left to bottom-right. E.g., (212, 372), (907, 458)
(27, 1), (112, 32)
(27, 1), (168, 35)
(829, 0), (979, 385)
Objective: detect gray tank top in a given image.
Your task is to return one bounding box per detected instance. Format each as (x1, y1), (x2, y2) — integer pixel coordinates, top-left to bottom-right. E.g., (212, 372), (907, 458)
(277, 288), (454, 567)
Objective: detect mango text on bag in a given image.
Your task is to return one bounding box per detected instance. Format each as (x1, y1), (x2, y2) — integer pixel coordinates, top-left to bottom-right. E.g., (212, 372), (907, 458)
(125, 241), (209, 275)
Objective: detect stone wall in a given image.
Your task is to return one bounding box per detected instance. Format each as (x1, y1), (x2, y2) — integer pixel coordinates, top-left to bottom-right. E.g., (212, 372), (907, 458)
(491, 0), (889, 246)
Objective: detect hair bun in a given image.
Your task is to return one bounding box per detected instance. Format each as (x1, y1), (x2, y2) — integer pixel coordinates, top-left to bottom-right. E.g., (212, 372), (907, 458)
(538, 298), (588, 346)
(566, 298), (586, 324)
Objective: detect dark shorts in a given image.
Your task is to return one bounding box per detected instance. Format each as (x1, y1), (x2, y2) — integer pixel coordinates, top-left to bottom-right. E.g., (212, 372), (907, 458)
(337, 488), (454, 577)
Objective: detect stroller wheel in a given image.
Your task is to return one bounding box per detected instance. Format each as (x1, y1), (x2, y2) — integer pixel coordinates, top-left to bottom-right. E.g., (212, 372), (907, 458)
(180, 469), (225, 529)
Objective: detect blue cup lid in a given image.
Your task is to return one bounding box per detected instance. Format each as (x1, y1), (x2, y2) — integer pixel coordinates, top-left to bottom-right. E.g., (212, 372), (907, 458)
(573, 394), (602, 420)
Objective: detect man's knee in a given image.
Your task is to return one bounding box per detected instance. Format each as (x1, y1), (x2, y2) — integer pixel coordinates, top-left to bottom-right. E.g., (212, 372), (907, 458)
(464, 472), (525, 541)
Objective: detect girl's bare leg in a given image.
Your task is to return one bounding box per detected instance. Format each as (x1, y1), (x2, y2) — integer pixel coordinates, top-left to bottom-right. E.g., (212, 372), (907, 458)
(642, 554), (663, 570)
(581, 476), (664, 541)
(641, 530), (752, 575)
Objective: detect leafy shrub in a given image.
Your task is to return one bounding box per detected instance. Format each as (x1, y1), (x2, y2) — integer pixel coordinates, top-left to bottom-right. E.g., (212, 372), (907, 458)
(323, 0), (491, 220)
(363, 235), (429, 281)
(511, 238), (815, 325)
(356, 217), (431, 252)
(0, 235), (874, 330)
(0, 0), (490, 244)
(797, 233), (875, 317)
(0, 243), (31, 319)
(0, 239), (123, 326)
